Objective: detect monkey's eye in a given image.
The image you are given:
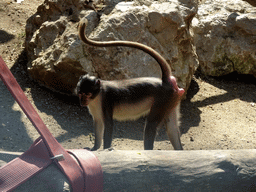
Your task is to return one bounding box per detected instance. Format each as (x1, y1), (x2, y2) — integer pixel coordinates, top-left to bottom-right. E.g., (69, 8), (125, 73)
(79, 92), (92, 97)
(87, 93), (92, 97)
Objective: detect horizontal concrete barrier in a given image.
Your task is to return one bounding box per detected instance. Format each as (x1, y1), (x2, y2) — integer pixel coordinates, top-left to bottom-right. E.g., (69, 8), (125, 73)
(1, 150), (256, 191)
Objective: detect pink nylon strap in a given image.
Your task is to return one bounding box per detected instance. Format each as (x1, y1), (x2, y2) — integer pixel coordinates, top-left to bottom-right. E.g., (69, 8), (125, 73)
(0, 138), (52, 191)
(0, 56), (85, 191)
(69, 149), (104, 191)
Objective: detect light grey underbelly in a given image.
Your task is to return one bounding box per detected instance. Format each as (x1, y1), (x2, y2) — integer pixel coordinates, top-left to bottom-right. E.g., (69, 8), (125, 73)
(113, 97), (154, 121)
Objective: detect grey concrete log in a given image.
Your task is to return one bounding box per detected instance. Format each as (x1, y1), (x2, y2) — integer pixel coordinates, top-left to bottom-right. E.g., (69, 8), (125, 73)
(1, 150), (256, 191)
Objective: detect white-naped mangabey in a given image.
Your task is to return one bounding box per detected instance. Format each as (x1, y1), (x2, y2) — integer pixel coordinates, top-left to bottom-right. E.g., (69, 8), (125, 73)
(75, 18), (185, 150)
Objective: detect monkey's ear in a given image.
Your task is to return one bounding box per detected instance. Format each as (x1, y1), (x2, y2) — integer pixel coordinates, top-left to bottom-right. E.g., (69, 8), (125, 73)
(79, 74), (88, 80)
(73, 88), (77, 95)
(79, 75), (83, 80)
(96, 79), (101, 85)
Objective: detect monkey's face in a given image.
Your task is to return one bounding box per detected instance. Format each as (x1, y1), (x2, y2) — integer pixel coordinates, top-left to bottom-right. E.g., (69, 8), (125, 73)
(76, 75), (101, 106)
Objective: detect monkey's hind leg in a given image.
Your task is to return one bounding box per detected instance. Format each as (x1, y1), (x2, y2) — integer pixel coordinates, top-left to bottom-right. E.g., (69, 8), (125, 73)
(165, 105), (183, 150)
(144, 120), (160, 150)
(144, 99), (169, 150)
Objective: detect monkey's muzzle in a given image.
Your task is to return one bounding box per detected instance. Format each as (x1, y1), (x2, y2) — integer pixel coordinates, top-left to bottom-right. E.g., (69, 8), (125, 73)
(78, 93), (92, 106)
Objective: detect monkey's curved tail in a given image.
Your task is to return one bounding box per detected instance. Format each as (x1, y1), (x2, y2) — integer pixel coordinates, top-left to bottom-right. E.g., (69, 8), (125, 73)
(78, 18), (172, 83)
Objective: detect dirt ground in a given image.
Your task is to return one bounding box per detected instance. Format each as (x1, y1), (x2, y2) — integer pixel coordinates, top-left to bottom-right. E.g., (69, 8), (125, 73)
(0, 0), (256, 152)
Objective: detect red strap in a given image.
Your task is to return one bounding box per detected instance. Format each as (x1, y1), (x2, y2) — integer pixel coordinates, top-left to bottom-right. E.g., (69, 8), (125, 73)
(0, 56), (85, 191)
(0, 138), (52, 191)
(69, 149), (104, 191)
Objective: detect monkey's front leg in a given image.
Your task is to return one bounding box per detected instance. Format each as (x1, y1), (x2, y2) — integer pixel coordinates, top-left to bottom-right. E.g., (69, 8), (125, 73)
(90, 119), (104, 151)
(103, 115), (114, 149)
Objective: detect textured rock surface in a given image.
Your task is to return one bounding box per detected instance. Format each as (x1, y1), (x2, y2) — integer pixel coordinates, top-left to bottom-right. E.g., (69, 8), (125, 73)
(25, 0), (198, 94)
(193, 0), (256, 76)
(25, 0), (98, 94)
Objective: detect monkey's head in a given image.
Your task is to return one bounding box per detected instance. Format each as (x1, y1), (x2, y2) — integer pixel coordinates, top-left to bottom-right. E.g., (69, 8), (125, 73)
(75, 74), (101, 106)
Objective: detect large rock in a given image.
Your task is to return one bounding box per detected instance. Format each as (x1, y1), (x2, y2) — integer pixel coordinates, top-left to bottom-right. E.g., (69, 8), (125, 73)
(25, 0), (198, 94)
(192, 0), (256, 76)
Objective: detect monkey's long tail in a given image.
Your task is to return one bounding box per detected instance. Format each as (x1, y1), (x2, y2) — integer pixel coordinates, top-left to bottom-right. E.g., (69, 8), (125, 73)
(78, 18), (172, 82)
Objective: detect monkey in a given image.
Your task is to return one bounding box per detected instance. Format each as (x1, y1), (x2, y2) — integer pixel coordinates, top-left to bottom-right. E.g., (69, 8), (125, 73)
(76, 18), (185, 151)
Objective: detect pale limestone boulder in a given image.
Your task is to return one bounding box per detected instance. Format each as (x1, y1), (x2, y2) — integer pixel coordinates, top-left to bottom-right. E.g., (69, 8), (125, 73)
(25, 0), (99, 94)
(192, 0), (256, 76)
(25, 0), (198, 94)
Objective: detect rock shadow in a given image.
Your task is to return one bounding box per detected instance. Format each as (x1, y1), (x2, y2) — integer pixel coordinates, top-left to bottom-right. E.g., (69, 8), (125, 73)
(0, 51), (33, 152)
(0, 30), (15, 44)
(180, 70), (256, 134)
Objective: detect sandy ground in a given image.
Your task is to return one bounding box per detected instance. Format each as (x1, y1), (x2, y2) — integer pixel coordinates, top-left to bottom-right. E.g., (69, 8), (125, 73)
(0, 0), (256, 152)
